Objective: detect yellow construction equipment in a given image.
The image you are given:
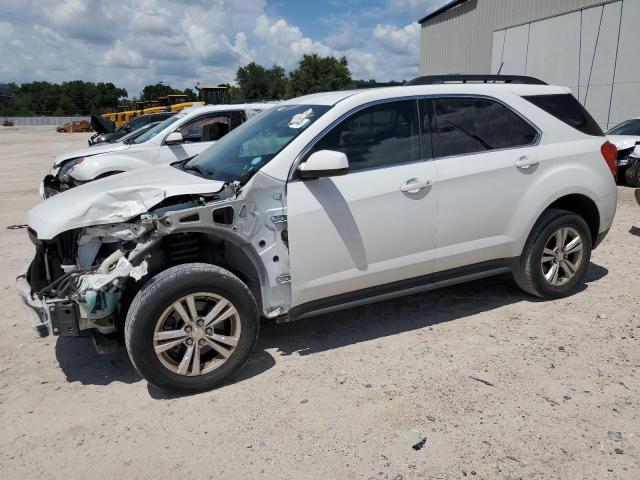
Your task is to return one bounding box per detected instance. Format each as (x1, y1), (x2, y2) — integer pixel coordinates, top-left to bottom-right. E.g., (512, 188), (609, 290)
(102, 85), (229, 127)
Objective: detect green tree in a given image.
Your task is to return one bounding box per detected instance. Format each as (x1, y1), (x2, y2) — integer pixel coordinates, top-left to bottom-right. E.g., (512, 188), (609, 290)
(287, 54), (351, 97)
(235, 62), (287, 100)
(0, 81), (127, 116)
(140, 83), (181, 102)
(183, 88), (198, 102)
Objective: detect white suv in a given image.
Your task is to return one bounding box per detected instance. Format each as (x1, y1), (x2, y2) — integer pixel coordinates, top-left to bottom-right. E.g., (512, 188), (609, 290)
(40, 103), (273, 198)
(18, 76), (617, 392)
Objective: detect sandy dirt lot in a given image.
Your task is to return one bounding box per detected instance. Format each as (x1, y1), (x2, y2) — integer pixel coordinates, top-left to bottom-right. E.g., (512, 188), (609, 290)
(0, 126), (638, 479)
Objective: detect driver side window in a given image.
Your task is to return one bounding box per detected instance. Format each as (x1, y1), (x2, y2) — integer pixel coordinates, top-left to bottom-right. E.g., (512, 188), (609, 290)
(313, 100), (420, 172)
(177, 113), (231, 143)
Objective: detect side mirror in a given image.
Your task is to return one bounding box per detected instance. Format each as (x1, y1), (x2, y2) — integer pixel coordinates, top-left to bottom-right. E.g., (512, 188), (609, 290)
(165, 131), (184, 145)
(298, 150), (349, 179)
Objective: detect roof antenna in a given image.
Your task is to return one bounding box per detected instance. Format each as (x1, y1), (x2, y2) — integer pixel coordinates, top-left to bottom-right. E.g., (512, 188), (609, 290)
(496, 61), (504, 75)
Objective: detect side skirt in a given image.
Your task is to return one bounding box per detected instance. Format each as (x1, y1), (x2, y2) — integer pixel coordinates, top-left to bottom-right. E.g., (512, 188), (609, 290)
(286, 259), (515, 322)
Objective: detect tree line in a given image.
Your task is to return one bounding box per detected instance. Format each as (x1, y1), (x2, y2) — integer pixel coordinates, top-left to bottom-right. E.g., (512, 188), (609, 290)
(1, 54), (402, 117)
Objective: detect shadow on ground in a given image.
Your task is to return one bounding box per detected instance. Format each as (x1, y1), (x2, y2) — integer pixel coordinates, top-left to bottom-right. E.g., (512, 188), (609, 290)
(629, 226), (640, 237)
(53, 262), (608, 393)
(259, 262), (608, 357)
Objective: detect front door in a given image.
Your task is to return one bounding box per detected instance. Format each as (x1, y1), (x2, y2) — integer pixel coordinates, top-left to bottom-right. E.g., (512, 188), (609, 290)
(287, 100), (438, 308)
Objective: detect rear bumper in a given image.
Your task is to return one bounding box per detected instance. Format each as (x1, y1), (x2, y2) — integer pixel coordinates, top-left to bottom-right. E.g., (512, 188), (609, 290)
(16, 265), (50, 337)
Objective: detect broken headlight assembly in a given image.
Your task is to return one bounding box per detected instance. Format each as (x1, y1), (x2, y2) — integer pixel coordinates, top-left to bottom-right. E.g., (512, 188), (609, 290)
(58, 157), (84, 183)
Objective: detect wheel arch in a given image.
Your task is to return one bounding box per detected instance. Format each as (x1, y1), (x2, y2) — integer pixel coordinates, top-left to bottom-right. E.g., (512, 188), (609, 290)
(118, 231), (266, 328)
(546, 193), (600, 245)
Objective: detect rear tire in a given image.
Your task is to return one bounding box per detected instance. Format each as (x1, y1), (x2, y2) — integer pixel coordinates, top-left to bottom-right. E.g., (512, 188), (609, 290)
(625, 163), (640, 187)
(513, 209), (592, 299)
(125, 263), (259, 392)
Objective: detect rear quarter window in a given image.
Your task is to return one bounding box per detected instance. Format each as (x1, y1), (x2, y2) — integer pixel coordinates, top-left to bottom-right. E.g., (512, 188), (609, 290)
(524, 94), (603, 136)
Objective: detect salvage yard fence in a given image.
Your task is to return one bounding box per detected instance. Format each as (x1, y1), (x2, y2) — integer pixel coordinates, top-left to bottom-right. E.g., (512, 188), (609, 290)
(5, 116), (90, 126)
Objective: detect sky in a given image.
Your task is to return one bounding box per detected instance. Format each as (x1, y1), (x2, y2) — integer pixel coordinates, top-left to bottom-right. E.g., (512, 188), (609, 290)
(0, 0), (448, 98)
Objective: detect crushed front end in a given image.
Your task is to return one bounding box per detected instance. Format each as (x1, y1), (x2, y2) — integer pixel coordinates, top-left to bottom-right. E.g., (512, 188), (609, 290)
(17, 222), (151, 339)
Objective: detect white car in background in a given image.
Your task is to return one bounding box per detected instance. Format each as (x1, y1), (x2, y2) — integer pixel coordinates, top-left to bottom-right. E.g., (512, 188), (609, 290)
(41, 103), (274, 198)
(605, 117), (640, 186)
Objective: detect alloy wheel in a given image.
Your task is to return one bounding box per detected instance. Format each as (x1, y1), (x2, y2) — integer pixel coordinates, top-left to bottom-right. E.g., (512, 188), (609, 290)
(540, 226), (584, 286)
(153, 292), (241, 376)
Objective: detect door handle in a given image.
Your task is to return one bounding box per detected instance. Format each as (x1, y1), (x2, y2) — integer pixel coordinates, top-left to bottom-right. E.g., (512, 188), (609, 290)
(515, 155), (539, 169)
(400, 179), (432, 193)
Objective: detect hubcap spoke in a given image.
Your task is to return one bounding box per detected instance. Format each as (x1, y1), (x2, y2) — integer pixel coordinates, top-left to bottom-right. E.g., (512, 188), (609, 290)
(564, 237), (582, 255)
(171, 300), (192, 324)
(154, 337), (186, 354)
(562, 258), (577, 274)
(191, 342), (201, 376)
(555, 228), (568, 249)
(204, 337), (232, 358)
(207, 333), (239, 347)
(202, 299), (229, 326)
(209, 306), (238, 328)
(545, 262), (560, 285)
(154, 329), (188, 341)
(185, 295), (199, 324)
(177, 344), (194, 375)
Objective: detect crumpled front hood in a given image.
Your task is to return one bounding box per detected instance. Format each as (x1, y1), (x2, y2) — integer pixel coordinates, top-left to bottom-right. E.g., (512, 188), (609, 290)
(28, 165), (225, 239)
(54, 142), (131, 166)
(607, 135), (640, 152)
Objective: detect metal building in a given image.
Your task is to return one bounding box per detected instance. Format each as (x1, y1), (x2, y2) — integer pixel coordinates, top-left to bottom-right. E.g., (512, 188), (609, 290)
(418, 0), (640, 129)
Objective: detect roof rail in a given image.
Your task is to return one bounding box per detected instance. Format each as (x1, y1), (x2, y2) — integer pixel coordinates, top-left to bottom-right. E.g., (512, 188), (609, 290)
(405, 75), (547, 86)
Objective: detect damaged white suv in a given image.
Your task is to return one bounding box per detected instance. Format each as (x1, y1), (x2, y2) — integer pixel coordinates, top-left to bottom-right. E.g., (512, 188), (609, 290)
(18, 75), (617, 392)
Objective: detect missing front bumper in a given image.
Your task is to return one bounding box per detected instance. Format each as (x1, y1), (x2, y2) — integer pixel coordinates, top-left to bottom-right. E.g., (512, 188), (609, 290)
(16, 268), (50, 336)
(16, 266), (83, 337)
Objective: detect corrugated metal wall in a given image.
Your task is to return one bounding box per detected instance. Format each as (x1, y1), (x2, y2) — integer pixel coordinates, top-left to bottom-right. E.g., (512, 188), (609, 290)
(420, 0), (614, 75)
(419, 0), (640, 128)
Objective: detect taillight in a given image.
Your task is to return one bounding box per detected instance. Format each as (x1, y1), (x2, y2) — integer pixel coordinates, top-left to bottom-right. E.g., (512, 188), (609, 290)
(601, 141), (618, 176)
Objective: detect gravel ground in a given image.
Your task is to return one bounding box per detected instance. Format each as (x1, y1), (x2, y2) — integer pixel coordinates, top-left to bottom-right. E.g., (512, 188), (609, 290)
(0, 126), (638, 479)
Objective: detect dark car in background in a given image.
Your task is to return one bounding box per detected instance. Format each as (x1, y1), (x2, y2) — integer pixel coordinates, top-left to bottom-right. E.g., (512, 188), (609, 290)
(88, 112), (175, 146)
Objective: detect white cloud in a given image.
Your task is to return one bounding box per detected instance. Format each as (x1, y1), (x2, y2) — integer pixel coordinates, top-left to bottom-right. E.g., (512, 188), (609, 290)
(2, 0), (424, 96)
(103, 39), (148, 69)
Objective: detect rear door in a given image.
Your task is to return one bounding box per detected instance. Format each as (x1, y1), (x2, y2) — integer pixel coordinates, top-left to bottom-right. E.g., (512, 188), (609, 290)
(287, 100), (438, 308)
(427, 96), (541, 272)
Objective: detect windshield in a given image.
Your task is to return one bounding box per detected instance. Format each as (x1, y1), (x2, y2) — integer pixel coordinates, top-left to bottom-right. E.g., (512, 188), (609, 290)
(120, 122), (157, 143)
(133, 113), (185, 144)
(606, 119), (640, 136)
(184, 104), (331, 182)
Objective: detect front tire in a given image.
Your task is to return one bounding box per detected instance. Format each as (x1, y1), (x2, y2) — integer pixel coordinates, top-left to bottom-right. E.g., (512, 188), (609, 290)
(125, 263), (259, 392)
(513, 209), (592, 299)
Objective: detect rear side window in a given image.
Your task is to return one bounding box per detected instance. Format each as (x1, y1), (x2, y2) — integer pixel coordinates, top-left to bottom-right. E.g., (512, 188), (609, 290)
(524, 94), (603, 136)
(432, 97), (514, 157)
(509, 110), (538, 146)
(313, 100), (420, 172)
